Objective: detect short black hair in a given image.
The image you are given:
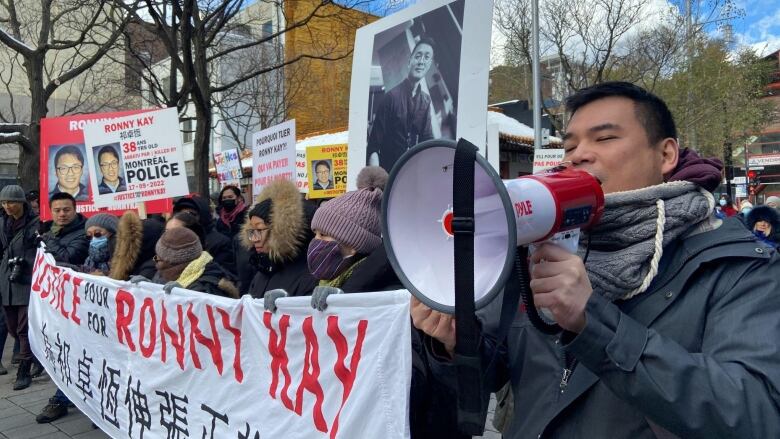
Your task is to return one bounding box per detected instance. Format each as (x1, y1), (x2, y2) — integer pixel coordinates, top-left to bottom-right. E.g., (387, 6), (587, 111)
(564, 81), (677, 145)
(97, 145), (119, 162)
(171, 212), (206, 247)
(411, 36), (436, 60)
(314, 160), (331, 171)
(54, 145), (85, 167)
(219, 185), (242, 201)
(49, 192), (76, 208)
(26, 190), (39, 202)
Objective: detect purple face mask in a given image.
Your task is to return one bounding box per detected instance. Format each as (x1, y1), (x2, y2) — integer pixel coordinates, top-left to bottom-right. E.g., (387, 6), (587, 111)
(307, 238), (356, 280)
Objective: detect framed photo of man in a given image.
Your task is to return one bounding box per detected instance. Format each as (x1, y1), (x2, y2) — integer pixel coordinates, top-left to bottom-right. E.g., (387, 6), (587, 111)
(48, 144), (91, 202)
(347, 0), (492, 189)
(91, 143), (128, 194)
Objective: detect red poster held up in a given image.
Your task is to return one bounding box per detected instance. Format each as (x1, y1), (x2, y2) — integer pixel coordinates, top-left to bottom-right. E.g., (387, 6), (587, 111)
(39, 110), (172, 221)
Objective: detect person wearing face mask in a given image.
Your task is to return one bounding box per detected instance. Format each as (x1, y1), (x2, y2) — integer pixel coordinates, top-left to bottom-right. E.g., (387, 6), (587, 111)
(717, 194), (738, 217)
(244, 179), (318, 298)
(307, 167), (402, 291)
(215, 185), (248, 240)
(738, 200), (753, 223)
(746, 205), (780, 249)
(82, 213), (118, 275)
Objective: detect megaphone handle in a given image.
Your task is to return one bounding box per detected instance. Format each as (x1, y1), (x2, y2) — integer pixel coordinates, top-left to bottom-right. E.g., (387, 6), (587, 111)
(516, 246), (562, 335)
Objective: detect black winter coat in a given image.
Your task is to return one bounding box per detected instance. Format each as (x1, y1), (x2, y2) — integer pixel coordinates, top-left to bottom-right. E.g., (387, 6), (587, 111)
(174, 196), (236, 276)
(248, 251), (318, 298)
(0, 206), (40, 306)
(40, 214), (89, 265)
(186, 260), (240, 299)
(215, 205), (248, 240)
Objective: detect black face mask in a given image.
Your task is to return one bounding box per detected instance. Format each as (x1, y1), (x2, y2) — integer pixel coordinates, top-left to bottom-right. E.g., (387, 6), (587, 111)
(221, 199), (237, 211)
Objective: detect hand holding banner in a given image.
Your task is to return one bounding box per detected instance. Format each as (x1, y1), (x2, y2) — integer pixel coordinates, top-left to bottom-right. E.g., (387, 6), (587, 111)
(29, 247), (411, 439)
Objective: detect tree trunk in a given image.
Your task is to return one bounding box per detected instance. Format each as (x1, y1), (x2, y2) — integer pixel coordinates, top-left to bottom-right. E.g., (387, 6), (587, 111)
(192, 100), (212, 197)
(20, 55), (47, 192)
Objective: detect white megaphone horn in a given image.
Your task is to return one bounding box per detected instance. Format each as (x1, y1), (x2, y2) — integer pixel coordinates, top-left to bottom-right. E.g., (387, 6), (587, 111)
(382, 139), (604, 315)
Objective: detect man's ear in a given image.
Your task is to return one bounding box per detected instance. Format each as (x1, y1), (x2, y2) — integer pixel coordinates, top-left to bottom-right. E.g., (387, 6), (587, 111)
(660, 138), (679, 177)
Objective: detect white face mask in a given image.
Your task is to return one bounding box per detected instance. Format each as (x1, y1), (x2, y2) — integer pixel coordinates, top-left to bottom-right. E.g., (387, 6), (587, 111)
(719, 199), (727, 207)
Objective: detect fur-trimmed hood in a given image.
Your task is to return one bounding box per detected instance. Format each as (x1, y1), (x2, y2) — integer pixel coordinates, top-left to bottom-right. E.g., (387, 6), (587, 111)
(109, 212), (165, 281)
(241, 180), (315, 263)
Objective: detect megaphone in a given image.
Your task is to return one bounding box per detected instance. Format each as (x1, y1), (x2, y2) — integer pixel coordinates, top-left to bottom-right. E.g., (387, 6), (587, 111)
(382, 139), (604, 314)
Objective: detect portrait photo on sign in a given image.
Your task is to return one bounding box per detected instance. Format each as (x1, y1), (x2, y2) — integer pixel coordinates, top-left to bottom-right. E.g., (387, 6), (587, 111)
(365, 0), (464, 171)
(312, 159), (334, 190)
(92, 143), (127, 194)
(48, 144), (90, 201)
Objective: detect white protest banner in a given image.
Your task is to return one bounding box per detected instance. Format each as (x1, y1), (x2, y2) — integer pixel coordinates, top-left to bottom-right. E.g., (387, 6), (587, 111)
(296, 149), (309, 193)
(252, 120), (297, 199)
(214, 148), (243, 186)
(83, 107), (189, 208)
(532, 149), (565, 173)
(29, 247), (411, 439)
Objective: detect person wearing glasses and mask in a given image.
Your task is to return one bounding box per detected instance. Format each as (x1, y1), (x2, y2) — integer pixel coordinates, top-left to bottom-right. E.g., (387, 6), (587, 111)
(244, 179), (318, 298)
(96, 145), (127, 194)
(49, 145), (89, 201)
(81, 213), (118, 275)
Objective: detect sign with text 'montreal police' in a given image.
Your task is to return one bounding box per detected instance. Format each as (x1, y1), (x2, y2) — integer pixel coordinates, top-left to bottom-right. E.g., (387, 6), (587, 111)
(29, 247), (411, 439)
(82, 107), (189, 208)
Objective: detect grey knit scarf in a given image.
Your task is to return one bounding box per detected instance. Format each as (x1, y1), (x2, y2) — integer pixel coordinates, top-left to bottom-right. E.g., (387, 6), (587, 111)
(578, 181), (714, 301)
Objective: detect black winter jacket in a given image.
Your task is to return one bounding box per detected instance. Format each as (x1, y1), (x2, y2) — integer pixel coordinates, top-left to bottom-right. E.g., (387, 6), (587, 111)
(0, 206), (40, 306)
(40, 214), (89, 265)
(248, 251), (318, 298)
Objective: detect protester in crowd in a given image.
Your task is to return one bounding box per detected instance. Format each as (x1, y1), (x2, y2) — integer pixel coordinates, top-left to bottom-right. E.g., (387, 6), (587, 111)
(737, 199), (753, 223)
(108, 211), (165, 281)
(308, 167), (399, 292)
(35, 192), (89, 423)
(173, 195), (234, 274)
(82, 213), (118, 275)
(166, 211), (206, 247)
(26, 190), (39, 216)
(38, 192), (89, 265)
(765, 195), (780, 211)
(718, 193), (738, 217)
(245, 179), (318, 298)
(215, 185), (248, 239)
(0, 185), (40, 390)
(152, 227), (238, 298)
(747, 205), (780, 249)
(413, 82), (780, 437)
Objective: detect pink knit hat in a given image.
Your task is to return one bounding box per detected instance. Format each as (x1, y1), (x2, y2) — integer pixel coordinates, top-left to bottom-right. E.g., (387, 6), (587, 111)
(310, 187), (383, 254)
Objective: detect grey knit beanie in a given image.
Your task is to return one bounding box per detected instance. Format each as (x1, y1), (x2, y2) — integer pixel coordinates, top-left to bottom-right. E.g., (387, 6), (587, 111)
(155, 227), (202, 265)
(0, 185), (26, 203)
(765, 195), (780, 209)
(85, 213), (118, 234)
(310, 187), (383, 254)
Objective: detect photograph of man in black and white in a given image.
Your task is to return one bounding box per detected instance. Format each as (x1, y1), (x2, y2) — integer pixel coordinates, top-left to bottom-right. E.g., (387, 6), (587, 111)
(365, 0), (464, 171)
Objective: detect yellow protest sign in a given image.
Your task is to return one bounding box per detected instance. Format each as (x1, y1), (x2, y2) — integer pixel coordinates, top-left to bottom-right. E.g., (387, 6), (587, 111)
(307, 144), (347, 199)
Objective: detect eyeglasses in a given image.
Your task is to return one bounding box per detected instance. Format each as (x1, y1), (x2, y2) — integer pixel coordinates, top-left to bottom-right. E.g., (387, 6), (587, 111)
(100, 161), (119, 169)
(247, 228), (271, 241)
(89, 231), (105, 239)
(56, 164), (83, 174)
(316, 170), (330, 175)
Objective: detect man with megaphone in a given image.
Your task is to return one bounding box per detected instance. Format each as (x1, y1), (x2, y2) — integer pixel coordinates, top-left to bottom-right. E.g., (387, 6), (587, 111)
(409, 82), (780, 438)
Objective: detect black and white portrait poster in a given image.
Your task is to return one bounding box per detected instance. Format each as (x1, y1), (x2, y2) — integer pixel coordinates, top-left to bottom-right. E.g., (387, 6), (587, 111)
(347, 0), (492, 188)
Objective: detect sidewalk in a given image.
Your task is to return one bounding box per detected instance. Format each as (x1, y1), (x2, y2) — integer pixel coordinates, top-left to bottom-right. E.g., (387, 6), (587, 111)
(0, 340), (500, 439)
(0, 342), (108, 439)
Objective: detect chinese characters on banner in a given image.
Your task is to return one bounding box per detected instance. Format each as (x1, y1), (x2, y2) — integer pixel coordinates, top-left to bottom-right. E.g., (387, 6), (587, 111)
(252, 120), (297, 200)
(214, 148), (243, 186)
(28, 247), (411, 439)
(82, 107), (190, 208)
(38, 110), (173, 221)
(307, 144), (348, 199)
